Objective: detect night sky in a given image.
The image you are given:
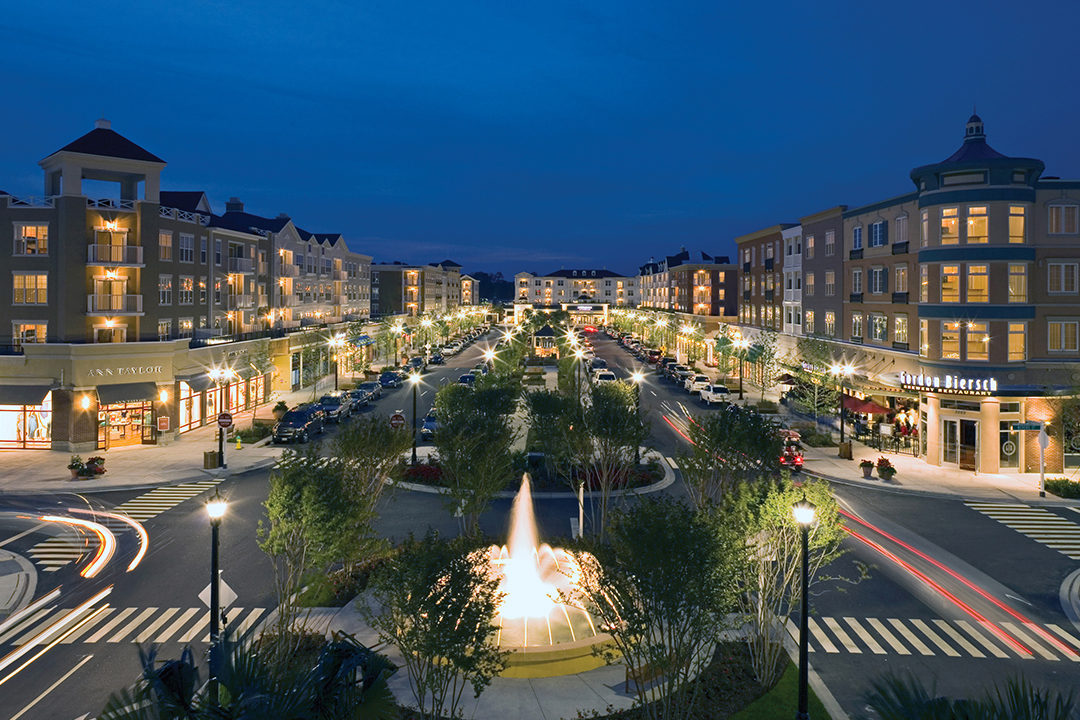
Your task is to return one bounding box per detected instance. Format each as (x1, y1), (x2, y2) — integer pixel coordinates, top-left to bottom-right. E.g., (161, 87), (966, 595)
(3, 1), (1079, 277)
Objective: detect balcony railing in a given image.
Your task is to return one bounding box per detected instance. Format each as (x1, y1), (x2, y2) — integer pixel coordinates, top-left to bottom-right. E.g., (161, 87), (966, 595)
(280, 264), (299, 277)
(743, 290), (751, 301)
(334, 270), (348, 281)
(849, 248), (863, 260)
(892, 341), (910, 351)
(743, 262), (751, 272)
(892, 291), (909, 304)
(8, 195), (55, 208)
(283, 296), (299, 307)
(158, 205), (211, 226)
(764, 289), (774, 302)
(764, 258), (775, 271)
(87, 197), (136, 211)
(87, 244), (144, 265)
(229, 294), (255, 309)
(892, 241), (909, 255)
(87, 294), (143, 314)
(228, 257), (255, 274)
(849, 292), (863, 303)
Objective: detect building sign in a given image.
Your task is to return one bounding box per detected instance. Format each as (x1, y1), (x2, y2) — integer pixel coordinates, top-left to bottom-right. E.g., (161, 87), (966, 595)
(86, 365), (165, 379)
(575, 305), (595, 311)
(899, 371), (997, 395)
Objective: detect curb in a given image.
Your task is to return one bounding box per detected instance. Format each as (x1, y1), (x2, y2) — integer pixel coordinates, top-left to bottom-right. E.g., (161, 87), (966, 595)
(1060, 568), (1080, 636)
(392, 451), (676, 499)
(0, 549), (37, 619)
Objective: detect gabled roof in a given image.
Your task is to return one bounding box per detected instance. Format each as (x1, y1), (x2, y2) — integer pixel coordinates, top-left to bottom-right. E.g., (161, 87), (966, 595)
(159, 191), (211, 213)
(433, 259), (462, 268)
(210, 211), (291, 236)
(534, 325), (557, 337)
(313, 233), (343, 246)
(48, 126), (165, 164)
(545, 268), (624, 278)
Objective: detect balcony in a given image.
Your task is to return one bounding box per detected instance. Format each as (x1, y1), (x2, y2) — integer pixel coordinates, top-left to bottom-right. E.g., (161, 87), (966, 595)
(282, 296), (300, 307)
(280, 264), (299, 278)
(892, 291), (909, 304)
(87, 197), (136, 211)
(87, 294), (143, 315)
(228, 257), (255, 274)
(158, 205), (210, 226)
(228, 294), (254, 309)
(87, 244), (143, 266)
(849, 248), (863, 260)
(892, 241), (909, 255)
(764, 258), (775, 271)
(8, 195), (55, 208)
(892, 341), (910, 351)
(849, 292), (864, 303)
(334, 270), (348, 281)
(743, 262), (751, 272)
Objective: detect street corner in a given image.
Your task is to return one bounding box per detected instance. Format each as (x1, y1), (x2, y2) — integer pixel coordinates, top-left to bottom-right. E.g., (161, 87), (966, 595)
(0, 548), (37, 620)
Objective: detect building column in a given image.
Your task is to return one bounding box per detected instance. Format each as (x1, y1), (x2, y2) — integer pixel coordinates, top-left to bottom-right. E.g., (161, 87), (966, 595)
(925, 395), (941, 467)
(979, 398), (1000, 473)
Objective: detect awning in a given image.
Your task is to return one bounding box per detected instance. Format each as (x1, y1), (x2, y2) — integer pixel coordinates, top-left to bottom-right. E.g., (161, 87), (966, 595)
(350, 334), (374, 347)
(775, 373), (799, 384)
(181, 374), (215, 392)
(0, 384), (54, 406)
(97, 382), (159, 405)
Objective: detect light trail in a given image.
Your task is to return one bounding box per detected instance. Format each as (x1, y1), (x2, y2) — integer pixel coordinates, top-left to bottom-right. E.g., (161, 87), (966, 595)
(0, 588), (61, 638)
(67, 508), (149, 571)
(0, 586), (112, 680)
(39, 515), (115, 578)
(840, 508), (1079, 659)
(7, 653), (94, 720)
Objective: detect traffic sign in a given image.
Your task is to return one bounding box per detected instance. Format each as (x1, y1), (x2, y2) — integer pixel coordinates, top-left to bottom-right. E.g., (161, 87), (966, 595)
(217, 412), (233, 428)
(1012, 422), (1043, 431)
(389, 413), (406, 429)
(199, 575), (237, 610)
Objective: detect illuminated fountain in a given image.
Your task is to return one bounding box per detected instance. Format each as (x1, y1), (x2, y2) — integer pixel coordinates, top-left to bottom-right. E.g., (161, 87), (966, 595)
(485, 475), (612, 678)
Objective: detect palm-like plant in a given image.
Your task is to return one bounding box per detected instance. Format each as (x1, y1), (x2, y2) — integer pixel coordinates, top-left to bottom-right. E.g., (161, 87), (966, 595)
(863, 673), (1078, 720)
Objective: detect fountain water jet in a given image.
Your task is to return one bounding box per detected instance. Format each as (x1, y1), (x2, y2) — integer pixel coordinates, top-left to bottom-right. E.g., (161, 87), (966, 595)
(485, 474), (612, 678)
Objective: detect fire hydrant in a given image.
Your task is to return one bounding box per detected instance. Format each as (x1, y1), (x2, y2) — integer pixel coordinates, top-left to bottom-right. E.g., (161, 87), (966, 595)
(236, 435), (242, 450)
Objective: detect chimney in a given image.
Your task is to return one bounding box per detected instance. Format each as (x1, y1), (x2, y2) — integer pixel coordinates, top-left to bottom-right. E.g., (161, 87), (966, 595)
(225, 197), (244, 213)
(277, 212), (290, 220)
(95, 118), (111, 130)
(680, 245), (686, 252)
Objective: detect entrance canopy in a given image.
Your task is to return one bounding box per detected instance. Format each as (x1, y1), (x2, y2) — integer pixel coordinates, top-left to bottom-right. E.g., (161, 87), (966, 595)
(97, 382), (158, 405)
(0, 384), (53, 406)
(842, 394), (891, 415)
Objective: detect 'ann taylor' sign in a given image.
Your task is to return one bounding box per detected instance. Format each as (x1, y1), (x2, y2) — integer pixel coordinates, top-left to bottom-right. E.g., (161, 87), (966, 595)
(900, 371), (998, 395)
(86, 365), (164, 379)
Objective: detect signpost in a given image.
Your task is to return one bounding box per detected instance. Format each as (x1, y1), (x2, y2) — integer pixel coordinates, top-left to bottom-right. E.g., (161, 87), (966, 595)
(389, 413), (406, 430)
(1012, 423), (1047, 496)
(217, 413), (233, 469)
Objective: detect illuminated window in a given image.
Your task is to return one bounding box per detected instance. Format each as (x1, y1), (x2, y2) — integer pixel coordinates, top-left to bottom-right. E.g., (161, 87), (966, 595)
(941, 322), (961, 359)
(1009, 265), (1027, 303)
(895, 315), (908, 344)
(1049, 320), (1079, 352)
(13, 322), (46, 347)
(967, 322), (989, 361)
(179, 276), (194, 305)
(941, 266), (960, 302)
(895, 265), (908, 293)
(806, 235), (815, 259)
(825, 230), (835, 256)
(921, 210), (929, 247)
(179, 318), (193, 339)
(805, 310), (814, 333)
(1049, 205), (1079, 234)
(13, 273), (47, 304)
(1008, 323), (1026, 361)
(14, 224), (48, 255)
(159, 230), (173, 261)
(1009, 206), (1026, 243)
(1048, 263), (1078, 294)
(825, 271), (835, 296)
(805, 273), (814, 296)
(158, 320), (172, 341)
(920, 319), (928, 357)
(965, 206), (987, 244)
(870, 314), (888, 341)
(825, 311), (836, 336)
(941, 208), (959, 245)
(159, 275), (173, 305)
(967, 265), (988, 302)
(852, 313), (863, 339)
(920, 264), (928, 302)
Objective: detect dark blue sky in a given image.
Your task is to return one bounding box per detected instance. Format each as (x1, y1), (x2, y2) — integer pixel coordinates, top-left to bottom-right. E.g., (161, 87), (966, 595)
(3, 1), (1079, 277)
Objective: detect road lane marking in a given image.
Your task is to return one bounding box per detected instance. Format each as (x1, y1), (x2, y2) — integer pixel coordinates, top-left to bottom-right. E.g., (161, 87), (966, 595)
(1047, 624), (1080, 652)
(887, 618), (934, 655)
(0, 608), (55, 645)
(785, 618), (813, 651)
(60, 608), (115, 644)
(13, 610), (73, 646)
(807, 618), (837, 652)
(954, 620), (1010, 658)
(180, 612), (211, 642)
(823, 617), (860, 653)
(7, 653), (94, 720)
(0, 523), (48, 549)
(1002, 622), (1058, 661)
(155, 608), (199, 643)
(134, 608), (180, 643)
(84, 607), (137, 643)
(978, 620), (1032, 659)
(234, 608), (267, 638)
(965, 503), (1080, 560)
(866, 618), (909, 654)
(911, 619), (959, 657)
(843, 618), (886, 654)
(108, 608), (158, 643)
(1025, 623), (1080, 661)
(932, 620), (984, 658)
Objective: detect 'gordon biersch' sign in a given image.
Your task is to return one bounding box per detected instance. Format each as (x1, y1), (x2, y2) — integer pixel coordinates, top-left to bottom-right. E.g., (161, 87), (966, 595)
(900, 371), (997, 395)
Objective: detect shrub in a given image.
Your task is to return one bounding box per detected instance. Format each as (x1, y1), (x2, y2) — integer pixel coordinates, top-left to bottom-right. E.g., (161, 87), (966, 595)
(236, 422), (273, 443)
(1046, 477), (1080, 498)
(800, 430), (837, 447)
(402, 462), (444, 485)
(756, 399), (778, 413)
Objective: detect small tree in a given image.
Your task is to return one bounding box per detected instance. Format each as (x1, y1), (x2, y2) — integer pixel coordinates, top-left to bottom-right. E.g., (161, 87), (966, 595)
(791, 336), (839, 429)
(365, 532), (507, 720)
(677, 410), (782, 509)
(753, 327), (780, 402)
(585, 381), (650, 537)
(725, 477), (847, 687)
(571, 498), (741, 720)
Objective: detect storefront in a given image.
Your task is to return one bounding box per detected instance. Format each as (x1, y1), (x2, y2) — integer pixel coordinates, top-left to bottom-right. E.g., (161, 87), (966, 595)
(0, 385), (54, 449)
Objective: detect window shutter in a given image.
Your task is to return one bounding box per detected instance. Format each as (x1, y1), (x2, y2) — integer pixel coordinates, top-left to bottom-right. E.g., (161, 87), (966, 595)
(882, 269), (889, 293)
(880, 220), (888, 245)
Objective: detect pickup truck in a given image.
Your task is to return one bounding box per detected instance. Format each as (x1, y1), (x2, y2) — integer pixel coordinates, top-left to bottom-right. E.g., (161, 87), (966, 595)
(699, 384), (732, 405)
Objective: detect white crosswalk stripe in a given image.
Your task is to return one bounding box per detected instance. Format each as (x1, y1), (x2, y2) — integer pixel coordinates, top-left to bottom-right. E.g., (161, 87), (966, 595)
(789, 616), (1080, 661)
(965, 502), (1080, 559)
(25, 480), (223, 571)
(4, 606), (269, 648)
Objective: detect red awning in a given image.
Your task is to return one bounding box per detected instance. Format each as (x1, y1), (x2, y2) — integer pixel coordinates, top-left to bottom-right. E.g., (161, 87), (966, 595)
(841, 395), (891, 415)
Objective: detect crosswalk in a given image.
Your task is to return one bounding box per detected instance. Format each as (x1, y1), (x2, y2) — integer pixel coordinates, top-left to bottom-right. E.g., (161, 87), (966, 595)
(965, 502), (1080, 560)
(27, 480), (223, 571)
(786, 615), (1080, 662)
(0, 605), (268, 648)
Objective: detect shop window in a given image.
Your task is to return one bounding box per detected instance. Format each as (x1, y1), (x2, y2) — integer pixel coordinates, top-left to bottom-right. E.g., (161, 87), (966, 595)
(941, 322), (961, 359)
(967, 265), (988, 302)
(1009, 206), (1026, 243)
(1049, 320), (1079, 352)
(966, 206), (987, 243)
(941, 266), (960, 302)
(14, 224), (48, 255)
(941, 208), (959, 245)
(0, 393), (51, 448)
(967, 322), (989, 361)
(1008, 324), (1026, 361)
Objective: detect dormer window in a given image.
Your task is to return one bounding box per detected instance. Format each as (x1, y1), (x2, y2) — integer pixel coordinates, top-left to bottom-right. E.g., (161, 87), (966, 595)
(573, 271), (577, 276)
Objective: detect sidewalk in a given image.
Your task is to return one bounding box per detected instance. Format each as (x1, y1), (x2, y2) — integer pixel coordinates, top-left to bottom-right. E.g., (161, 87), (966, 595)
(0, 377), (341, 494)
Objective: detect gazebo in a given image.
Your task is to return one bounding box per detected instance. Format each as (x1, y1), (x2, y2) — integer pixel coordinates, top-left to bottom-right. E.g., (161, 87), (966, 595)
(533, 325), (558, 358)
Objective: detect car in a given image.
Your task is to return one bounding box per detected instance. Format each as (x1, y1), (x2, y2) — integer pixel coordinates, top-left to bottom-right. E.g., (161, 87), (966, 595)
(699, 384), (731, 405)
(319, 391), (353, 422)
(345, 388), (370, 408)
(379, 371), (404, 388)
(357, 381), (382, 400)
(441, 344), (458, 356)
(272, 406), (326, 443)
(657, 357), (677, 373)
(589, 358), (608, 371)
(420, 412), (439, 440)
(685, 374), (711, 393)
(671, 365), (694, 384)
(458, 374), (476, 387)
(645, 349), (662, 364)
(406, 356), (426, 373)
(428, 353), (444, 365)
(473, 363), (490, 375)
(594, 371), (618, 384)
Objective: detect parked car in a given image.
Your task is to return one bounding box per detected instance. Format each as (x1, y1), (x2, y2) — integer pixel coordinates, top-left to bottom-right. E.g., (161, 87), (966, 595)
(594, 371), (618, 384)
(473, 363), (490, 375)
(429, 353), (444, 365)
(699, 384), (731, 405)
(458, 374), (476, 387)
(441, 344), (458, 356)
(589, 358), (608, 371)
(272, 406), (325, 443)
(319, 391), (353, 423)
(379, 371), (404, 388)
(346, 387), (370, 408)
(645, 349), (662, 364)
(657, 357), (677, 373)
(671, 365), (694, 384)
(420, 411), (439, 440)
(358, 381), (382, 400)
(406, 356), (426, 373)
(684, 374), (711, 393)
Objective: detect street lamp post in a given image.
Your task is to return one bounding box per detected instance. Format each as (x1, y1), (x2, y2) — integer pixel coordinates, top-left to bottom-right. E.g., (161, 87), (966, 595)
(329, 334), (344, 391)
(631, 370), (644, 464)
(410, 373), (420, 465)
(206, 490), (227, 706)
(735, 337), (750, 401)
(792, 496), (816, 720)
(831, 363), (854, 456)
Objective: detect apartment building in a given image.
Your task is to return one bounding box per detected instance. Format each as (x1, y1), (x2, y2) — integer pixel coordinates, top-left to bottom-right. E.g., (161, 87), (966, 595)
(736, 225), (792, 330)
(799, 206), (846, 339)
(514, 269), (638, 307)
(373, 261), (463, 317)
(781, 225), (803, 336)
(0, 120), (373, 452)
(461, 274), (478, 305)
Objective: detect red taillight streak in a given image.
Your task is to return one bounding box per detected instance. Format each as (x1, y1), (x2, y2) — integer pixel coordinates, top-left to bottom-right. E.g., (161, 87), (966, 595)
(840, 508), (1077, 658)
(846, 527), (1032, 656)
(663, 415), (692, 442)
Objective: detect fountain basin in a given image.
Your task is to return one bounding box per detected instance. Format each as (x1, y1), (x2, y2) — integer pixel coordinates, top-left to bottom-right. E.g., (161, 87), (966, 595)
(500, 634), (618, 678)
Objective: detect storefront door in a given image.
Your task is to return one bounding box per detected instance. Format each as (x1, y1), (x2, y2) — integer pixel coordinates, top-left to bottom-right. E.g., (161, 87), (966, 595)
(1000, 421), (1020, 469)
(959, 419), (978, 471)
(943, 420), (959, 465)
(98, 402), (155, 449)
